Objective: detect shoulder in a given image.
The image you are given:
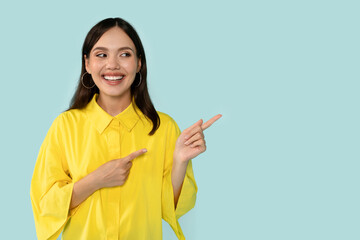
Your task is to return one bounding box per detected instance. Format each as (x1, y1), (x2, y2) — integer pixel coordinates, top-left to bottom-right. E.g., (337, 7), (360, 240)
(61, 108), (86, 121)
(59, 108), (87, 122)
(49, 109), (86, 131)
(157, 111), (181, 135)
(158, 111), (178, 127)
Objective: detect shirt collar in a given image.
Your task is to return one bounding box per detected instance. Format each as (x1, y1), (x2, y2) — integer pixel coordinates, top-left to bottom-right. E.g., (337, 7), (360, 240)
(84, 94), (141, 134)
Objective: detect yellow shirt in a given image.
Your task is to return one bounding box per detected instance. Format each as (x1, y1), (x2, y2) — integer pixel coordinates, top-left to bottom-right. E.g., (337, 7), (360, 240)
(30, 94), (197, 240)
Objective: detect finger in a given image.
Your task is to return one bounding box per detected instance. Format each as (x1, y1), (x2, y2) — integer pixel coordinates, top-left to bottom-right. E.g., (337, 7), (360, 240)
(126, 161), (133, 170)
(185, 132), (204, 146)
(201, 114), (222, 131)
(125, 148), (147, 162)
(184, 125), (203, 141)
(184, 119), (203, 134)
(184, 120), (203, 140)
(190, 138), (206, 150)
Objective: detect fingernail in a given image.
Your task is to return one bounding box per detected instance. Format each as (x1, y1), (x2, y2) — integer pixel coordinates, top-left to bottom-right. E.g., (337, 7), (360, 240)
(142, 149), (147, 153)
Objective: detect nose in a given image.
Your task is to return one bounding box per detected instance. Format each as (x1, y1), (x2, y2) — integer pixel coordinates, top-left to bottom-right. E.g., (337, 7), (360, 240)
(106, 55), (120, 70)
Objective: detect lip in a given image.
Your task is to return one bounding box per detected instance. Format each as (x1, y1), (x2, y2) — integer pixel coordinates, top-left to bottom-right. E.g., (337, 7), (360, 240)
(102, 72), (124, 77)
(101, 74), (125, 85)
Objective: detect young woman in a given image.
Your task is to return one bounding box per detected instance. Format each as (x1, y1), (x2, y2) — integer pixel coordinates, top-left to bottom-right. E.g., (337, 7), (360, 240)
(30, 17), (221, 240)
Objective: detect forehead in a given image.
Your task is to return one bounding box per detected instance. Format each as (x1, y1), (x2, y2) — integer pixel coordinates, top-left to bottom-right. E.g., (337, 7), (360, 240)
(92, 27), (136, 51)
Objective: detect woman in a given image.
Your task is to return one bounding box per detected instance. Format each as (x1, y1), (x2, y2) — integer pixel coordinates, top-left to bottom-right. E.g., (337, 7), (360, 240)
(30, 17), (221, 240)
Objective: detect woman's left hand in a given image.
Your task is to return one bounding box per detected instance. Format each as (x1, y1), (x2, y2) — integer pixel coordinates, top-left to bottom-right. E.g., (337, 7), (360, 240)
(173, 114), (222, 163)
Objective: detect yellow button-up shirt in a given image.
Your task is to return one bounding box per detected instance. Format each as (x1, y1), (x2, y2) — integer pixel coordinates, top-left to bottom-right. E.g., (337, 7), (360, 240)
(30, 94), (197, 240)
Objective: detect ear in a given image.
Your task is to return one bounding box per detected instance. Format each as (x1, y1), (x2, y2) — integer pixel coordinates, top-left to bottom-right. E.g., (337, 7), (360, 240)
(137, 57), (142, 72)
(84, 55), (91, 74)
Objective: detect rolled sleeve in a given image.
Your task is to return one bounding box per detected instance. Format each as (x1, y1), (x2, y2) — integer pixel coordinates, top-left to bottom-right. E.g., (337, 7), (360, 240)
(161, 117), (198, 240)
(30, 115), (74, 240)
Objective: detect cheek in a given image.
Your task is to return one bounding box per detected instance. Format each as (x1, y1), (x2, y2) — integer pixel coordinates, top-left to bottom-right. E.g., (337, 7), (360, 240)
(89, 62), (104, 73)
(124, 59), (139, 71)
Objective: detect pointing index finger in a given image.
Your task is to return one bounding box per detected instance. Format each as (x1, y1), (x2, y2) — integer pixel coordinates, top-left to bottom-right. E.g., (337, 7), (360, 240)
(125, 148), (147, 162)
(201, 114), (222, 131)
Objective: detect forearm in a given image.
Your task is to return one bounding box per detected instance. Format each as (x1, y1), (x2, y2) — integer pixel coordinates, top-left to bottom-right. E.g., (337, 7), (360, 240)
(171, 159), (189, 208)
(70, 171), (100, 209)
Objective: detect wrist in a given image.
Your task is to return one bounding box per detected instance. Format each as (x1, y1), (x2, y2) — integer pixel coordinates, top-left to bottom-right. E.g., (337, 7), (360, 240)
(173, 155), (189, 169)
(173, 152), (190, 165)
(88, 170), (102, 191)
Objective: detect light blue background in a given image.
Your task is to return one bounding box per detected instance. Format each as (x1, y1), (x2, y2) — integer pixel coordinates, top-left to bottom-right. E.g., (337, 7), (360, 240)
(1, 0), (359, 239)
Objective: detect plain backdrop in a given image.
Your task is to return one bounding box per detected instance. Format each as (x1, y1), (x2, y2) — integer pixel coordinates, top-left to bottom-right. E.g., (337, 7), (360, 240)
(1, 0), (359, 239)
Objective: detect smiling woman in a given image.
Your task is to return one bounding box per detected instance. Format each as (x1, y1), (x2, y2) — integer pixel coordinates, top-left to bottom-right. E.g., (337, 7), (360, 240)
(84, 27), (141, 115)
(30, 17), (221, 240)
(68, 18), (161, 136)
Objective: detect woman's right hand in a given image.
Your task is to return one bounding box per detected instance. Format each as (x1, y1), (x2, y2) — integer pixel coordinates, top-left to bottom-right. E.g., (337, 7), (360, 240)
(70, 148), (147, 209)
(93, 148), (147, 189)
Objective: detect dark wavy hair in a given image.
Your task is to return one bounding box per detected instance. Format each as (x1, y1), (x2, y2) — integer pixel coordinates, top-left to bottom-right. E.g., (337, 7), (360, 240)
(68, 18), (160, 135)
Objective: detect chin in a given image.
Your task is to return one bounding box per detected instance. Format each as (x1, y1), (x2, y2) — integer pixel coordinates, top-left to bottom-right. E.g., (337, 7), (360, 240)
(101, 89), (131, 99)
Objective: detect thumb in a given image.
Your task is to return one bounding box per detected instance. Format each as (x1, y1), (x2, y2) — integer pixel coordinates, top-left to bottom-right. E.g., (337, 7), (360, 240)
(186, 119), (203, 132)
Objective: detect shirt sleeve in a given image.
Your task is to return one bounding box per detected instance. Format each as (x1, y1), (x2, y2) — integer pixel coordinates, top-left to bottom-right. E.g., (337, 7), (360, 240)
(161, 118), (198, 240)
(30, 114), (76, 240)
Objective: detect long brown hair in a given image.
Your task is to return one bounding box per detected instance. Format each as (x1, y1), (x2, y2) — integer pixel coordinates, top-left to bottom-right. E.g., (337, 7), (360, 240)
(68, 18), (160, 135)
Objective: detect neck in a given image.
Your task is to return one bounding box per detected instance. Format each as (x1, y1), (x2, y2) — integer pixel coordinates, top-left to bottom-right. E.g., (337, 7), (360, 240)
(97, 93), (132, 116)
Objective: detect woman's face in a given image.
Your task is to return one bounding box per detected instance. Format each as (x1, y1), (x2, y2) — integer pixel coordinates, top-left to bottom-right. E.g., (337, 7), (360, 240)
(85, 27), (141, 102)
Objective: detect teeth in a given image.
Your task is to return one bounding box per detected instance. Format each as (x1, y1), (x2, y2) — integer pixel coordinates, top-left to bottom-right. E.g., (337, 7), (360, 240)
(104, 75), (124, 81)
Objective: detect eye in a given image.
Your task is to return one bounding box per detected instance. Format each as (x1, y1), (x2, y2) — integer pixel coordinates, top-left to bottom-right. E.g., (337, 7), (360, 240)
(96, 53), (107, 58)
(120, 52), (131, 57)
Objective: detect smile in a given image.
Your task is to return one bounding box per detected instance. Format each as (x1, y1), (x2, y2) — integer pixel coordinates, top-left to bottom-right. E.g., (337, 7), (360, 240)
(103, 75), (124, 81)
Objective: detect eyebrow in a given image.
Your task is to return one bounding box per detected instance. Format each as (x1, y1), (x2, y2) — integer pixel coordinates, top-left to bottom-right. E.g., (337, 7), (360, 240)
(92, 46), (135, 53)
